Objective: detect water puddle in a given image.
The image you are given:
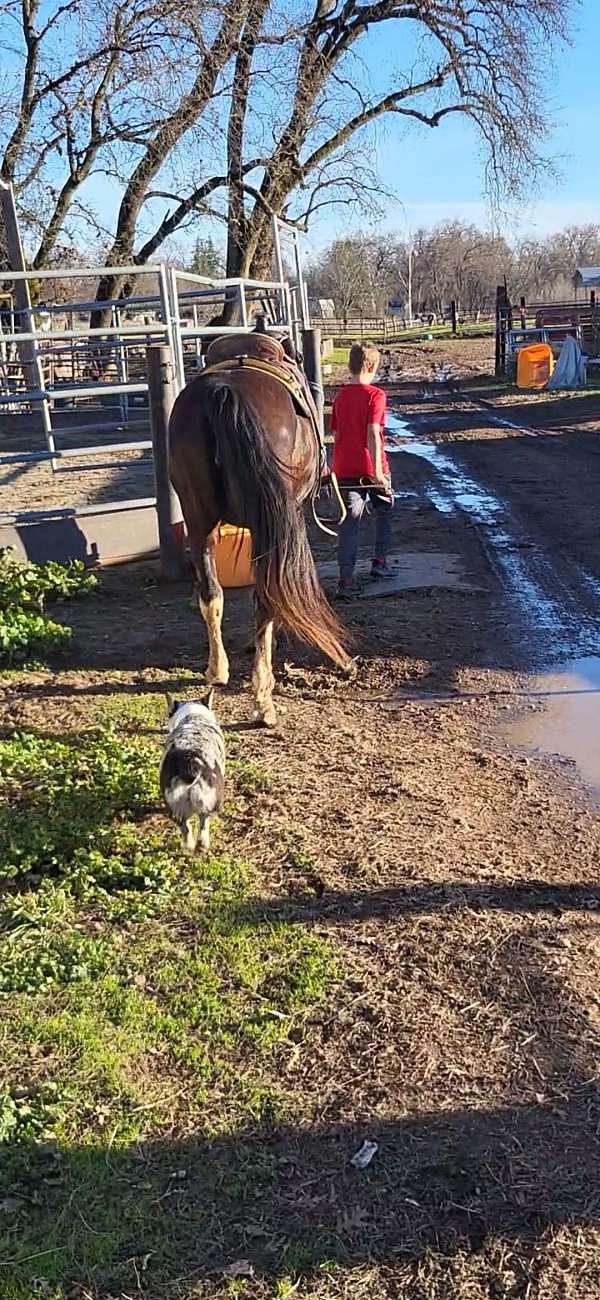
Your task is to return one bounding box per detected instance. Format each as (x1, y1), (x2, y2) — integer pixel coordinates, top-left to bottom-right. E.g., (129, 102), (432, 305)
(385, 408), (600, 795)
(385, 412), (572, 649)
(505, 657), (600, 797)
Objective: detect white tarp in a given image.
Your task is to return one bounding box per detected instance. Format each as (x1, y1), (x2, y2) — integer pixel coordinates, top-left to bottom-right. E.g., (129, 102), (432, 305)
(547, 334), (587, 389)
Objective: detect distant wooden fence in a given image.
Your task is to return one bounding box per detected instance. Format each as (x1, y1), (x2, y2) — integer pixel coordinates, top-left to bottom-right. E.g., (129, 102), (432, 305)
(314, 309), (494, 341)
(313, 316), (406, 339)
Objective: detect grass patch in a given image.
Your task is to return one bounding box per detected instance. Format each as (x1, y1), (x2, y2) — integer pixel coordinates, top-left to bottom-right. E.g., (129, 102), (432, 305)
(0, 549), (97, 666)
(0, 691), (335, 1297)
(0, 550), (98, 611)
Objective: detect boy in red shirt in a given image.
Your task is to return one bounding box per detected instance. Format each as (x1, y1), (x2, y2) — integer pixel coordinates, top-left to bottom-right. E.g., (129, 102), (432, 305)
(331, 342), (394, 597)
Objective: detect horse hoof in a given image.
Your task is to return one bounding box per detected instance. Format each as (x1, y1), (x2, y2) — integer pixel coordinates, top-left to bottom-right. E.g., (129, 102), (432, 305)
(253, 707), (278, 728)
(341, 658), (358, 681)
(206, 670), (230, 687)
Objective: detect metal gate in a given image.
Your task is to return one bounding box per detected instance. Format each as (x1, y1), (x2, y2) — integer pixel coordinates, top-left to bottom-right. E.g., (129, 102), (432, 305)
(0, 225), (307, 565)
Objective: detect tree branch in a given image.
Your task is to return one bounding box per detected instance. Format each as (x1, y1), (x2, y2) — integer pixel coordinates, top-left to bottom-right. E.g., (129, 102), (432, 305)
(17, 129), (65, 189)
(226, 0), (270, 272)
(103, 0), (249, 267)
(300, 66), (455, 176)
(33, 50), (120, 267)
(134, 166), (262, 264)
(1, 0), (41, 181)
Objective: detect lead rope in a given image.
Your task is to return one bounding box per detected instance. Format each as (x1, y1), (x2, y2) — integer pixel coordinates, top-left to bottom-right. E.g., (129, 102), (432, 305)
(331, 471), (347, 524)
(304, 368), (347, 537)
(311, 471), (347, 537)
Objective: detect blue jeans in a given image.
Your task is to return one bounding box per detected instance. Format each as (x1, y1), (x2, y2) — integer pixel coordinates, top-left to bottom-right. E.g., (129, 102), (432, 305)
(337, 488), (394, 583)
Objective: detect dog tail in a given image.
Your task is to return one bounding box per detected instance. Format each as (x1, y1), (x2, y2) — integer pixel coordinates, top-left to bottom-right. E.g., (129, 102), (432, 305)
(161, 752), (202, 820)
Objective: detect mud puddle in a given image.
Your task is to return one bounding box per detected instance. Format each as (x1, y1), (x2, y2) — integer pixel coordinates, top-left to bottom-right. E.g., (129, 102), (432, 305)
(385, 411), (600, 660)
(503, 656), (600, 798)
(384, 406), (600, 804)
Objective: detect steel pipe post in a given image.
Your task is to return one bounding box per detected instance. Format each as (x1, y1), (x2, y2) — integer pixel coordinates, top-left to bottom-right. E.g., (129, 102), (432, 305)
(302, 327), (324, 436)
(146, 344), (185, 579)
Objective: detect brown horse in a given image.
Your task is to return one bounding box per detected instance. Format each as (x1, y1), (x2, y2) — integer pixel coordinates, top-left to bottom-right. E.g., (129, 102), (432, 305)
(168, 337), (353, 725)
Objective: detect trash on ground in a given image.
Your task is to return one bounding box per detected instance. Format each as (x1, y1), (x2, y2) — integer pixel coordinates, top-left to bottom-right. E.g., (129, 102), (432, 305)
(351, 1139), (378, 1170)
(223, 1259), (255, 1278)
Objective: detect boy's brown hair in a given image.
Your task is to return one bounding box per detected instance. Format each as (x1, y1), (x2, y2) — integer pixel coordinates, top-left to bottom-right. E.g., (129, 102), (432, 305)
(348, 341), (380, 376)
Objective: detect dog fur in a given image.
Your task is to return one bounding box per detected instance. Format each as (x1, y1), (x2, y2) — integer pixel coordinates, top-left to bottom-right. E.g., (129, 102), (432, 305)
(160, 690), (225, 853)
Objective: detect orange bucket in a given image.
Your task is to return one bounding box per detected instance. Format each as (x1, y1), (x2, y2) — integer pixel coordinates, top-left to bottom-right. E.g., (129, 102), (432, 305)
(517, 342), (554, 389)
(214, 525), (254, 588)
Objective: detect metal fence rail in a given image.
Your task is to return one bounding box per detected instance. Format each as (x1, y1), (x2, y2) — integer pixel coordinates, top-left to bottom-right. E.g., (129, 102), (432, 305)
(0, 226), (309, 566)
(0, 263), (172, 467)
(0, 256), (296, 456)
(3, 497), (157, 524)
(0, 441), (152, 464)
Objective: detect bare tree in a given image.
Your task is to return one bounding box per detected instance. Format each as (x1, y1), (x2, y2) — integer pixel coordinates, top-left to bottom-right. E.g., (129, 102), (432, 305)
(514, 227), (600, 302)
(214, 0), (572, 284)
(309, 219), (600, 320)
(307, 237), (372, 325)
(309, 223), (515, 319)
(0, 0), (573, 307)
(1, 0), (153, 255)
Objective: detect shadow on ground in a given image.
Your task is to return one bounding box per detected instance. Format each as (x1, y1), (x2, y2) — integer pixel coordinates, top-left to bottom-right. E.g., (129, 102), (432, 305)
(2, 893), (599, 1295)
(231, 880), (600, 928)
(2, 1084), (598, 1291)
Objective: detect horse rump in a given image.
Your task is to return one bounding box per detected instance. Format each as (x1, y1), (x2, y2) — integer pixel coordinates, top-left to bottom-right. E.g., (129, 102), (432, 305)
(199, 375), (350, 670)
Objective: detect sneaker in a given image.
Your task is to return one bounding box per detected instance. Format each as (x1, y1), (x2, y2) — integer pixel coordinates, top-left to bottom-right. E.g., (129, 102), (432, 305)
(334, 580), (359, 602)
(370, 559), (393, 580)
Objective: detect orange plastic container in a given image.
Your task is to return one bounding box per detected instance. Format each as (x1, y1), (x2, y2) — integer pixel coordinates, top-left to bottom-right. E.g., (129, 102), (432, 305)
(517, 342), (554, 389)
(214, 525), (254, 588)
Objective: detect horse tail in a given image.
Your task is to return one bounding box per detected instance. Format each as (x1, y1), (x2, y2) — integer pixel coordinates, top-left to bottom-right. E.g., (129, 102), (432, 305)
(201, 376), (350, 668)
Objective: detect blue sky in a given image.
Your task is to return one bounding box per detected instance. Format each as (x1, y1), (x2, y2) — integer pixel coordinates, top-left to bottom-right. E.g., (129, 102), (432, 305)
(306, 0), (599, 253)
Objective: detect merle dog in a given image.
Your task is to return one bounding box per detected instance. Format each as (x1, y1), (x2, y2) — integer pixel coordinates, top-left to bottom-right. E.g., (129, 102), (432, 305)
(160, 690), (225, 853)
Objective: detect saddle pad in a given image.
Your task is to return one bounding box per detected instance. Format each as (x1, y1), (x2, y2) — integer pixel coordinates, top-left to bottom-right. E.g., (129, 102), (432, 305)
(201, 354), (317, 428)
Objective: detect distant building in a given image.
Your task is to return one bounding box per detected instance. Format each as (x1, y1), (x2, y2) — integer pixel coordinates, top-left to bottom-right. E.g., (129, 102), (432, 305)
(309, 298), (335, 320)
(576, 266), (600, 291)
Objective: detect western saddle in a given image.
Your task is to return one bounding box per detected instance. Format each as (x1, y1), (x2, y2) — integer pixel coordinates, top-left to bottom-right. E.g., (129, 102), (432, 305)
(201, 325), (325, 472)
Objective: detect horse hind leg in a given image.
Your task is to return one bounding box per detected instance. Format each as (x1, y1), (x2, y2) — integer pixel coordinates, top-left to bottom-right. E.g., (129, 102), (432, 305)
(252, 604), (277, 727)
(201, 589), (229, 687)
(196, 531), (230, 687)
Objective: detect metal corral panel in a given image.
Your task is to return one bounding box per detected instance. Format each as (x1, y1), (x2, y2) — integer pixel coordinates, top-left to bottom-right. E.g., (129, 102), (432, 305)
(0, 501), (159, 567)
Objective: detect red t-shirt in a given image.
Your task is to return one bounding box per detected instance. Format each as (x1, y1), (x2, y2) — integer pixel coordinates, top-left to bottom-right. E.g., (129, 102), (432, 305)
(331, 383), (388, 479)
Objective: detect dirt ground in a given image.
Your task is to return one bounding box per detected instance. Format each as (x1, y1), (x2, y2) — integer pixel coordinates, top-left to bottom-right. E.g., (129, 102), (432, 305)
(365, 332), (495, 383)
(1, 340), (600, 1297)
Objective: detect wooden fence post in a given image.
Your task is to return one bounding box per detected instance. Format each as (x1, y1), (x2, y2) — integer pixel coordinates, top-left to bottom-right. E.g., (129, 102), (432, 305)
(495, 285), (504, 376)
(146, 343), (186, 579)
(450, 300), (457, 335)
